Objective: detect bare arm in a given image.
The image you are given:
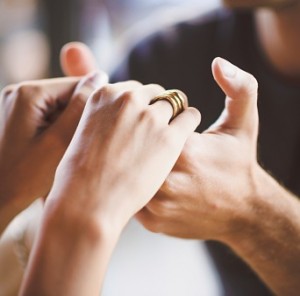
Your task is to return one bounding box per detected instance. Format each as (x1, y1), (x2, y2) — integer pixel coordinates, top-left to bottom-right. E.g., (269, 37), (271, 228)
(226, 167), (300, 296)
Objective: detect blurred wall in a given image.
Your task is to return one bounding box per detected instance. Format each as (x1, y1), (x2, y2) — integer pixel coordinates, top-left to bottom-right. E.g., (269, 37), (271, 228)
(0, 0), (220, 87)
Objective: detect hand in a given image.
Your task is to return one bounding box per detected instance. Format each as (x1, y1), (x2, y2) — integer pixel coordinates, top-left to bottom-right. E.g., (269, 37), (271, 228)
(0, 72), (108, 230)
(46, 82), (201, 233)
(136, 58), (260, 243)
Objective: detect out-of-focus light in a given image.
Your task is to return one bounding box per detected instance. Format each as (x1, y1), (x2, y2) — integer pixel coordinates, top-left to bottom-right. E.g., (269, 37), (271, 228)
(2, 29), (50, 83)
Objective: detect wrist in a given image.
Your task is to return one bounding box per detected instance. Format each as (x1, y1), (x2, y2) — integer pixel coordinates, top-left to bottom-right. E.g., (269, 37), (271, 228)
(43, 194), (124, 248)
(222, 164), (292, 251)
(220, 164), (272, 247)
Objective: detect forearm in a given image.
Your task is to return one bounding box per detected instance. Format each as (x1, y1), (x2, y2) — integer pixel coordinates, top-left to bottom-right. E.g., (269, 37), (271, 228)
(226, 166), (300, 296)
(0, 184), (33, 236)
(19, 198), (122, 296)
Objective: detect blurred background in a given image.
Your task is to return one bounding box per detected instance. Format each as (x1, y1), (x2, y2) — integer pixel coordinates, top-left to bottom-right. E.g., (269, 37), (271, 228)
(0, 0), (220, 89)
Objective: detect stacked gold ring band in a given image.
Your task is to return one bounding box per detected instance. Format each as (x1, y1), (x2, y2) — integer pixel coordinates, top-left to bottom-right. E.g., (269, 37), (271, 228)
(151, 89), (188, 120)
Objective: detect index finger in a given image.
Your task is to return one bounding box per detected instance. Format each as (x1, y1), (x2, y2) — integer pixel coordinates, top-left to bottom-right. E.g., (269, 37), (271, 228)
(18, 77), (82, 102)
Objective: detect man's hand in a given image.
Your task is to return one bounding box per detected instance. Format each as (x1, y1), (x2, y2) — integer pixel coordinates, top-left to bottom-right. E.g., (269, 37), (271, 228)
(136, 58), (300, 296)
(0, 72), (108, 233)
(136, 57), (260, 242)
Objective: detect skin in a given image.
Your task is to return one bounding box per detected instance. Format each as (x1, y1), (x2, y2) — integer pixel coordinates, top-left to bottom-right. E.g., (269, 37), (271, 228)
(58, 1), (300, 295)
(20, 81), (200, 295)
(0, 0), (299, 294)
(137, 61), (300, 296)
(0, 72), (108, 235)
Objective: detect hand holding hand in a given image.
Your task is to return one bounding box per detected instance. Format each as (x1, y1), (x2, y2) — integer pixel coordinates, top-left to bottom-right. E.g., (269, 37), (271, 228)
(46, 82), (201, 234)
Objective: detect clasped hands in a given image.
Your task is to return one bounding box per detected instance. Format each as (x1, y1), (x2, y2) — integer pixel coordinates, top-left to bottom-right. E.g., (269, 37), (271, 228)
(0, 43), (262, 249)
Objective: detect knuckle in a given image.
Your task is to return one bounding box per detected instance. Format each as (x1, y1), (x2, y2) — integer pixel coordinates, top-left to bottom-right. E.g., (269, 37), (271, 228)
(127, 80), (142, 87)
(120, 90), (140, 108)
(148, 199), (173, 218)
(141, 216), (162, 233)
(160, 177), (177, 195)
(14, 84), (42, 104)
(249, 74), (258, 87)
(118, 91), (144, 117)
(90, 85), (111, 105)
(188, 107), (201, 125)
(146, 83), (165, 94)
(1, 84), (16, 98)
(0, 85), (17, 106)
(244, 74), (258, 96)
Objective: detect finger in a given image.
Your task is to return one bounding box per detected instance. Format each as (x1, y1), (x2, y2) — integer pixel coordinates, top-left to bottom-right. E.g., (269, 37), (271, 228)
(47, 71), (108, 145)
(149, 89), (185, 125)
(101, 83), (175, 124)
(135, 208), (161, 234)
(5, 77), (82, 140)
(169, 107), (201, 139)
(118, 83), (166, 107)
(210, 57), (259, 135)
(74, 70), (108, 102)
(128, 84), (179, 124)
(149, 100), (174, 124)
(0, 84), (17, 98)
(89, 80), (143, 105)
(17, 77), (81, 103)
(60, 42), (98, 77)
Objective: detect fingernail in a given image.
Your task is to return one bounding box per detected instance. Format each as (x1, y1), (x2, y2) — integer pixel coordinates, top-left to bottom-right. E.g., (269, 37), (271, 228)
(218, 58), (237, 78)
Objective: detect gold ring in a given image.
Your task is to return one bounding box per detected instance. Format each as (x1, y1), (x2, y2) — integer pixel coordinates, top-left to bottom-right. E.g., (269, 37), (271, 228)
(151, 89), (188, 120)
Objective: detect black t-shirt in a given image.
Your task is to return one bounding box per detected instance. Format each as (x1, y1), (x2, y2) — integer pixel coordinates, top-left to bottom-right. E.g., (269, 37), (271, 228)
(113, 8), (300, 296)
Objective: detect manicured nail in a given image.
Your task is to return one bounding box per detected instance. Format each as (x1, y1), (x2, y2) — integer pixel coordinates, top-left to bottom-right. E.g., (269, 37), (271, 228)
(218, 58), (237, 78)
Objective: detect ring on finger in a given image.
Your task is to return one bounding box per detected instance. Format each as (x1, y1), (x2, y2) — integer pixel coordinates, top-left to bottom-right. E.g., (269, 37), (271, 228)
(150, 89), (188, 120)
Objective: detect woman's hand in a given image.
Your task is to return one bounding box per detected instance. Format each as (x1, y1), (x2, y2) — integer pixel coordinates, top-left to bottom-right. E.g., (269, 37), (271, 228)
(20, 82), (200, 296)
(0, 72), (108, 233)
(48, 81), (201, 232)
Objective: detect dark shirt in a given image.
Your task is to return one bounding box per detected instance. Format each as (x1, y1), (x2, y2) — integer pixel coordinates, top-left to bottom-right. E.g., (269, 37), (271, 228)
(113, 8), (300, 296)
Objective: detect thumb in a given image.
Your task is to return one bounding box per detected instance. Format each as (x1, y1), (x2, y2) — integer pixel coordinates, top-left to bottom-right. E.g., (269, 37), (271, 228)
(210, 57), (259, 136)
(60, 42), (98, 77)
